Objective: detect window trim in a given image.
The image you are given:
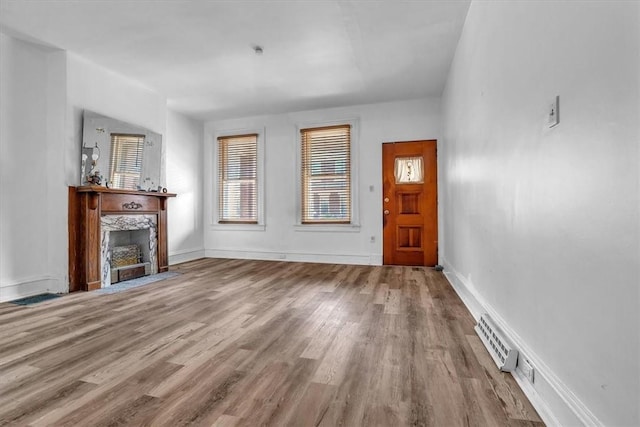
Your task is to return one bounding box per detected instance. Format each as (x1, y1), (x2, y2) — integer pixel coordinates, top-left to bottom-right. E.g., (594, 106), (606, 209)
(212, 128), (265, 231)
(295, 118), (360, 232)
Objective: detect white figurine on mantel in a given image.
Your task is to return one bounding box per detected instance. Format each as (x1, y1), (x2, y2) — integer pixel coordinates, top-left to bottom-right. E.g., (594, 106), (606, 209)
(81, 153), (88, 182)
(86, 143), (102, 185)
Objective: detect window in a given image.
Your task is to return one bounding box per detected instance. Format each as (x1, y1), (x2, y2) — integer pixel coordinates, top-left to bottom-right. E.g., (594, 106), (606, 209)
(394, 156), (424, 183)
(217, 134), (258, 223)
(300, 124), (351, 224)
(109, 133), (144, 190)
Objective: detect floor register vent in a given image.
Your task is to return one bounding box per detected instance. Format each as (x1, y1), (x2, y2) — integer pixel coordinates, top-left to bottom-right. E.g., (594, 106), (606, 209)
(475, 313), (518, 372)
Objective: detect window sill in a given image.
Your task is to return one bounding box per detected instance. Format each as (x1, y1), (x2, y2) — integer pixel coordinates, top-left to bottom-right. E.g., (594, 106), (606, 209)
(211, 223), (266, 232)
(294, 224), (361, 233)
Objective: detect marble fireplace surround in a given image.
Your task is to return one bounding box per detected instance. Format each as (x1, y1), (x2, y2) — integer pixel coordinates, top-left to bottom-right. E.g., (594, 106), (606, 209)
(100, 215), (158, 288)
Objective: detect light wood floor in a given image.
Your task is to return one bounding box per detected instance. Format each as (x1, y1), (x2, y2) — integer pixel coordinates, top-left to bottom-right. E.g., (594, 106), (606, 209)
(0, 258), (543, 427)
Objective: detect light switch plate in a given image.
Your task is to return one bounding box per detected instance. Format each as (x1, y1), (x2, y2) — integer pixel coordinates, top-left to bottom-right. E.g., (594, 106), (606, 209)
(548, 96), (560, 128)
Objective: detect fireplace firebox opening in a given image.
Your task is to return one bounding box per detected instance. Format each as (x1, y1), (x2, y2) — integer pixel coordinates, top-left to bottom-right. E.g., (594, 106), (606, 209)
(109, 229), (152, 283)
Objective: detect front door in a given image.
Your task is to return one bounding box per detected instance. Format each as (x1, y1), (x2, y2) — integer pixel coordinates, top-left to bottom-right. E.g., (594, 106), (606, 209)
(382, 140), (438, 266)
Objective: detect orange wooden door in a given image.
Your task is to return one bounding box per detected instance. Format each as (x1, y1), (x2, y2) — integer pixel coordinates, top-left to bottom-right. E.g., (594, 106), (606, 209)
(382, 140), (438, 266)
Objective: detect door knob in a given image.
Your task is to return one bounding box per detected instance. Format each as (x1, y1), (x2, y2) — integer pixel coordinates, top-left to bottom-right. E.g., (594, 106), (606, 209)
(384, 210), (390, 215)
(384, 197), (389, 203)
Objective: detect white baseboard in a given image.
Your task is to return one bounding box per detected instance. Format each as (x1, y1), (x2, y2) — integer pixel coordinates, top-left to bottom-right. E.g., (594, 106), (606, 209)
(168, 248), (206, 265)
(0, 275), (67, 303)
(204, 249), (378, 266)
(441, 258), (602, 427)
(369, 254), (383, 265)
(442, 267), (485, 321)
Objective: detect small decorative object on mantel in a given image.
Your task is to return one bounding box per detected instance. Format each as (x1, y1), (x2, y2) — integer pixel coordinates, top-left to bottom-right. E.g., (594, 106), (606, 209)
(81, 153), (88, 179)
(86, 171), (102, 185)
(85, 141), (103, 185)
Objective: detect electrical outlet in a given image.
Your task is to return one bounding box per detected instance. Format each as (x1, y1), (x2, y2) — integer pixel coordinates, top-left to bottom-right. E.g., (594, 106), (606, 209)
(521, 358), (535, 383)
(548, 95), (559, 128)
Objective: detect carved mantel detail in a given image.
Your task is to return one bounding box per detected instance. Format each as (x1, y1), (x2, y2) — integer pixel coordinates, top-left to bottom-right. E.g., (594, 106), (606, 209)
(122, 201), (143, 210)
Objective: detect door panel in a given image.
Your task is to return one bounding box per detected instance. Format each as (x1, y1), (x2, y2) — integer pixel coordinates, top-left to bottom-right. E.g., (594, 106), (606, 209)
(383, 141), (437, 266)
(398, 191), (421, 214)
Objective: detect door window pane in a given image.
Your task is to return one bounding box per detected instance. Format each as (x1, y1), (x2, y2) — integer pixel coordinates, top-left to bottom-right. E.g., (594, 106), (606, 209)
(395, 156), (424, 183)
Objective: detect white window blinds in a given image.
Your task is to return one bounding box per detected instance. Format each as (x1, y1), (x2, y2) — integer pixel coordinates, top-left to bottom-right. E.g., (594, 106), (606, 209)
(218, 134), (258, 223)
(109, 134), (144, 190)
(301, 125), (351, 224)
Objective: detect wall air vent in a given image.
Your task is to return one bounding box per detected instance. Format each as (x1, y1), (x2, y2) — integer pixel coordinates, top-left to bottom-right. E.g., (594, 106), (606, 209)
(474, 313), (518, 372)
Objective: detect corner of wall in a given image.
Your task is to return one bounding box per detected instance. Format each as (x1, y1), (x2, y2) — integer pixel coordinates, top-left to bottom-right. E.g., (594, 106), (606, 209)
(169, 248), (206, 266)
(0, 276), (67, 303)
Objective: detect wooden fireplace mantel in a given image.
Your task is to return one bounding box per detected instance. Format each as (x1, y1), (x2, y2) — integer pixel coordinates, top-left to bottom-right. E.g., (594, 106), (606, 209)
(68, 186), (176, 292)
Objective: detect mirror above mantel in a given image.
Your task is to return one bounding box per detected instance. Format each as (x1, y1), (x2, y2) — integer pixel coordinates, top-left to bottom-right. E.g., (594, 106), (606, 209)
(81, 111), (163, 191)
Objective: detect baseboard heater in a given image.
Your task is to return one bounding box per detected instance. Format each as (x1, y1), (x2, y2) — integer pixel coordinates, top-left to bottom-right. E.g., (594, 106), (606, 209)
(475, 313), (518, 372)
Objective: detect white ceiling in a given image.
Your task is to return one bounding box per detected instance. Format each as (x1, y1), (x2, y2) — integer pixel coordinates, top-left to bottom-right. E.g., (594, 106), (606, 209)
(0, 0), (470, 121)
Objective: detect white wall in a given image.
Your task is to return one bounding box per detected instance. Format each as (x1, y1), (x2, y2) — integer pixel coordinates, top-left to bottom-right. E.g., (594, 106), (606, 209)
(441, 1), (639, 426)
(0, 34), (67, 301)
(166, 110), (205, 264)
(0, 32), (176, 301)
(65, 52), (167, 186)
(204, 98), (440, 264)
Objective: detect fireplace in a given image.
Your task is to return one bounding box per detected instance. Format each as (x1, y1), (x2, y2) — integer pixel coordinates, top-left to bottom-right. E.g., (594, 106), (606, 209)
(68, 186), (175, 291)
(101, 216), (157, 287)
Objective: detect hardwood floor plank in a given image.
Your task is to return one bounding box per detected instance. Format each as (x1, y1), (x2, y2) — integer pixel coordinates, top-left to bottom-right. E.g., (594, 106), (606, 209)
(311, 321), (360, 385)
(299, 317), (342, 360)
(383, 288), (402, 314)
(0, 258), (543, 427)
(26, 345), (189, 426)
(0, 349), (123, 413)
(316, 304), (386, 427)
(91, 394), (164, 427)
(461, 377), (512, 427)
(138, 350), (250, 426)
(0, 317), (64, 342)
(0, 322), (104, 366)
(211, 414), (243, 427)
(284, 382), (337, 427)
(148, 348), (251, 398)
(359, 266), (382, 295)
(467, 334), (543, 423)
(373, 281), (389, 305)
(49, 361), (182, 427)
(0, 380), (98, 426)
(298, 297), (340, 337)
(0, 363), (40, 385)
(248, 357), (320, 427)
